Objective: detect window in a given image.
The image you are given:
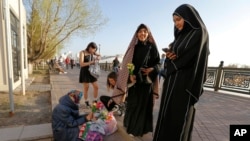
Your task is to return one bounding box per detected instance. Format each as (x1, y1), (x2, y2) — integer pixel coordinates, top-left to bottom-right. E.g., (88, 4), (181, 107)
(10, 11), (20, 82)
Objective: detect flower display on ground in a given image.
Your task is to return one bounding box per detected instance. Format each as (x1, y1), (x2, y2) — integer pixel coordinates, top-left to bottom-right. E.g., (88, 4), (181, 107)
(79, 101), (118, 140)
(92, 101), (113, 122)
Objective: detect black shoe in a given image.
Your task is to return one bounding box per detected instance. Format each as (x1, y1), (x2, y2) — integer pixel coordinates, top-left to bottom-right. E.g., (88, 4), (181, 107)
(93, 100), (98, 104)
(85, 101), (90, 108)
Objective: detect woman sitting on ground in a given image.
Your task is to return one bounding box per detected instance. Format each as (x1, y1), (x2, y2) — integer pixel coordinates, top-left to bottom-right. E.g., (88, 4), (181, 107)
(100, 71), (119, 111)
(52, 90), (93, 141)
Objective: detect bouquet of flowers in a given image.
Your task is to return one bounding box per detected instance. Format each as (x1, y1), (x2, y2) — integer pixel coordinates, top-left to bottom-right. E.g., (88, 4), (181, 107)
(127, 63), (135, 75)
(91, 101), (113, 122)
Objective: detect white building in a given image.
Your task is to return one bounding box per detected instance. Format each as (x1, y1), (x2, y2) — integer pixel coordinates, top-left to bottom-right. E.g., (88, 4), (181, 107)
(0, 0), (28, 91)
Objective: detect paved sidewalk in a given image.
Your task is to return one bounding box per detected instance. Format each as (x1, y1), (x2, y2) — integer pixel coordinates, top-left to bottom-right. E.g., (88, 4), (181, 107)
(0, 68), (250, 141)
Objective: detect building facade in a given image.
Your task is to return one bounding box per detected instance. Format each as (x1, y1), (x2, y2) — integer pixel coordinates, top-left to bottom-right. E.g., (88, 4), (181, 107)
(0, 0), (28, 91)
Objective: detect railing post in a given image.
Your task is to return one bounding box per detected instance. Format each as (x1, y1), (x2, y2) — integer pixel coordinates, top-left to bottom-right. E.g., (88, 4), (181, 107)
(214, 61), (224, 91)
(105, 61), (108, 71)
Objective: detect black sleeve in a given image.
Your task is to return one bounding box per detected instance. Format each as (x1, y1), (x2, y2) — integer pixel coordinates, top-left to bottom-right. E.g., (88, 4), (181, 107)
(167, 30), (202, 75)
(149, 44), (160, 80)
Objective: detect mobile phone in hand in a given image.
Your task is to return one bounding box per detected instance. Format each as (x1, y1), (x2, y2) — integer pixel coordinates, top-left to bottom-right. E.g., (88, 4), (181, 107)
(162, 48), (170, 52)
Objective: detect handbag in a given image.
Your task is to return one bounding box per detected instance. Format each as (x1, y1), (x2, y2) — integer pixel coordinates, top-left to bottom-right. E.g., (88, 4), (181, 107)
(88, 55), (100, 79)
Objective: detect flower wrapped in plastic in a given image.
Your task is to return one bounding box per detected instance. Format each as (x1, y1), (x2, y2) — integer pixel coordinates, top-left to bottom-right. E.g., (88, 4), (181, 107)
(92, 101), (109, 120)
(127, 63), (135, 75)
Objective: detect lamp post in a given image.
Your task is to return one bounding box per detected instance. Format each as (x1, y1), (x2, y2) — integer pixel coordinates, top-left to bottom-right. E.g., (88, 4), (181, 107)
(4, 0), (15, 115)
(98, 44), (101, 54)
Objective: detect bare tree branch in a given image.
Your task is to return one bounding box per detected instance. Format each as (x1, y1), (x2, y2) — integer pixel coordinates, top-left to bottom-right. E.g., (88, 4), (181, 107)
(24, 0), (107, 63)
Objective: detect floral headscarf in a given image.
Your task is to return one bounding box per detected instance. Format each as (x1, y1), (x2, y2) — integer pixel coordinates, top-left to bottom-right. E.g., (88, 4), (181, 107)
(68, 90), (83, 104)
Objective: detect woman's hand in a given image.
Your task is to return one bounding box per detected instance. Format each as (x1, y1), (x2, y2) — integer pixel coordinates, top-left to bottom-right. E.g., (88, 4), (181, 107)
(153, 93), (159, 106)
(89, 60), (95, 65)
(140, 67), (154, 75)
(166, 51), (177, 60)
(86, 112), (93, 121)
(94, 52), (101, 60)
(95, 56), (101, 60)
(107, 99), (113, 107)
(129, 75), (136, 83)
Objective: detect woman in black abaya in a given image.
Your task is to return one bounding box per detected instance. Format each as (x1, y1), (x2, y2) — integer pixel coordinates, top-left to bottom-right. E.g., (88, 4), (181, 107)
(124, 24), (160, 137)
(153, 4), (209, 141)
(109, 24), (160, 137)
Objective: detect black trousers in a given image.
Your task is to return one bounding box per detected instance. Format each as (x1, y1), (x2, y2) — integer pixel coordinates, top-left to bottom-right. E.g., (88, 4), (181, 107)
(100, 95), (116, 111)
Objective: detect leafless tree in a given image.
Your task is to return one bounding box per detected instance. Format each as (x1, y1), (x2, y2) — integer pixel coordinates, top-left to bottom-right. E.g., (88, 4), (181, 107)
(24, 0), (107, 63)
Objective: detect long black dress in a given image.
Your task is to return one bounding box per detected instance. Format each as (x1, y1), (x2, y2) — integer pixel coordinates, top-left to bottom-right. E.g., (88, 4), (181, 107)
(153, 4), (209, 141)
(123, 41), (160, 136)
(79, 51), (97, 83)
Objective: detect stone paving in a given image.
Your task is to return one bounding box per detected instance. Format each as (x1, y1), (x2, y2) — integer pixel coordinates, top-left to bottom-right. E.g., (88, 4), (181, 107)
(50, 68), (250, 141)
(14, 77), (51, 92)
(0, 67), (250, 141)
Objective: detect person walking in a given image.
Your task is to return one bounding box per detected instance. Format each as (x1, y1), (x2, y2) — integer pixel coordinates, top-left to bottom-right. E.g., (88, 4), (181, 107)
(70, 58), (75, 69)
(153, 4), (209, 141)
(65, 56), (70, 69)
(159, 53), (166, 81)
(79, 42), (101, 108)
(112, 56), (120, 73)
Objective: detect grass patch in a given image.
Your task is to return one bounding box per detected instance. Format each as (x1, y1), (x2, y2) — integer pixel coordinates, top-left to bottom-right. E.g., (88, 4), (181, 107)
(32, 66), (49, 76)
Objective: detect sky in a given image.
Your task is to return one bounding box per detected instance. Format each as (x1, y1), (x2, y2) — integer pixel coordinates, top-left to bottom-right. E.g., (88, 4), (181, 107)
(62, 0), (250, 67)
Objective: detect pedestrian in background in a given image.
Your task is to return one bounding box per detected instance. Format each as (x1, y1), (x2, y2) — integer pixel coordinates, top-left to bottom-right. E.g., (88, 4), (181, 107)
(65, 56), (70, 69)
(153, 4), (209, 141)
(159, 53), (166, 81)
(112, 56), (120, 73)
(70, 58), (75, 69)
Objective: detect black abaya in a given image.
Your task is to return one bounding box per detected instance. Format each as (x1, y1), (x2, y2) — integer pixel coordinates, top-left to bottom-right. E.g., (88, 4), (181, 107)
(153, 4), (209, 141)
(123, 42), (160, 137)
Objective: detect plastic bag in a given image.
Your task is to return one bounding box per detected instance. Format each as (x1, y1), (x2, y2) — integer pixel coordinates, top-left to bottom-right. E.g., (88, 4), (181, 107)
(102, 115), (118, 135)
(89, 62), (100, 79)
(79, 122), (92, 140)
(85, 131), (103, 141)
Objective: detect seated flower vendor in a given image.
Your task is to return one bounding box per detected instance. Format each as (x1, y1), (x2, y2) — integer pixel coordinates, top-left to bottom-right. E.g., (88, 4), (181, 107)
(52, 90), (93, 141)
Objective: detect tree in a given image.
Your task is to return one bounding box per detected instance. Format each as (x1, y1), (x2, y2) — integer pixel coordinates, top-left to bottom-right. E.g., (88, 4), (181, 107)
(226, 64), (239, 68)
(241, 65), (250, 68)
(24, 0), (107, 63)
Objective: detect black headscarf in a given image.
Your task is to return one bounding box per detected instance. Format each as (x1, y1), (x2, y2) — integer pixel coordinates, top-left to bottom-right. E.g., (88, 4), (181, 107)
(173, 4), (207, 39)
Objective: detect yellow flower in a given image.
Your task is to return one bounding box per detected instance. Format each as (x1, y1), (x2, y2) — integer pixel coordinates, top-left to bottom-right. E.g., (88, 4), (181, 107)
(127, 63), (135, 75)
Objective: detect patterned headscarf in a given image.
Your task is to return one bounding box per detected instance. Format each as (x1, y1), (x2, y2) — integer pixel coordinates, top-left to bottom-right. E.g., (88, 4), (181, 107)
(112, 23), (158, 104)
(68, 90), (83, 104)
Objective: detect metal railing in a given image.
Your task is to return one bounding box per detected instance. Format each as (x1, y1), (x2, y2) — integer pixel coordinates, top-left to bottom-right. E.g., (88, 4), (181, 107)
(205, 67), (250, 94)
